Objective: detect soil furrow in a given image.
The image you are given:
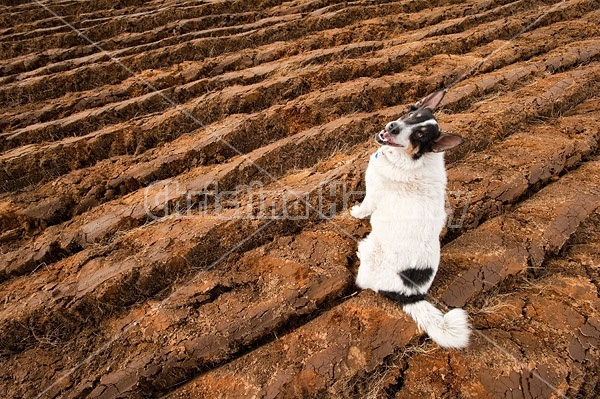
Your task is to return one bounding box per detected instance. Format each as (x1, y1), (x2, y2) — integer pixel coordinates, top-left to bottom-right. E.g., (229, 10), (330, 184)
(0, 0), (517, 94)
(3, 8), (597, 140)
(166, 289), (415, 399)
(4, 80), (588, 247)
(1, 61), (598, 285)
(48, 229), (356, 399)
(0, 0), (424, 93)
(0, 0), (451, 104)
(444, 97), (600, 240)
(0, 39), (386, 132)
(0, 7), (266, 57)
(1, 0), (382, 62)
(2, 1), (600, 397)
(165, 290), (419, 399)
(164, 160), (600, 399)
(2, 30), (597, 199)
(441, 62), (600, 163)
(0, 40), (382, 148)
(0, 118), (376, 283)
(1, 92), (598, 358)
(1, 3), (217, 49)
(436, 160), (600, 308)
(0, 0), (243, 31)
(0, 153), (367, 357)
(0, 225), (358, 399)
(381, 210), (600, 399)
(0, 11), (284, 77)
(0, 0), (355, 39)
(0, 13), (593, 183)
(0, 1), (149, 28)
(1, 46), (596, 251)
(0, 0), (523, 69)
(0, 0), (573, 107)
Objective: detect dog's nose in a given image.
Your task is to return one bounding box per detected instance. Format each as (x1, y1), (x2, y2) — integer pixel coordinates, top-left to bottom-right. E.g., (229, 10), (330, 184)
(386, 121), (401, 135)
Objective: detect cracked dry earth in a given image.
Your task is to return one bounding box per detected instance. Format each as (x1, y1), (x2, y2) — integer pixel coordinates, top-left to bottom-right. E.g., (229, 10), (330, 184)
(0, 0), (599, 398)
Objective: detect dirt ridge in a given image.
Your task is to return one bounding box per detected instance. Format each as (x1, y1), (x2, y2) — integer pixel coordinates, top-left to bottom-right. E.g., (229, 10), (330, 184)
(1, 1), (599, 398)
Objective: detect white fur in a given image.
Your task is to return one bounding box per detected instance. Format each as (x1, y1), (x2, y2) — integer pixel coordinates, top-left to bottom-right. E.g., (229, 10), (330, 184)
(403, 303), (470, 349)
(352, 145), (471, 348)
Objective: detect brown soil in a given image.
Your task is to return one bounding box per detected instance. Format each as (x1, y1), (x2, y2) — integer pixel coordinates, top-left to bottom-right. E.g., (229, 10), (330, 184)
(1, 0), (599, 398)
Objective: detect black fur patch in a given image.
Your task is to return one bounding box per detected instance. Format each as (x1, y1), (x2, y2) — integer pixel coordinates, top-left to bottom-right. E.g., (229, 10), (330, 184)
(402, 108), (435, 125)
(409, 124), (441, 160)
(380, 291), (426, 305)
(395, 108), (442, 160)
(398, 267), (434, 288)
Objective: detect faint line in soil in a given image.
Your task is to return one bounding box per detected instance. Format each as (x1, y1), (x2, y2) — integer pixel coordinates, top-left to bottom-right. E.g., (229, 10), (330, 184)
(445, 0), (567, 90)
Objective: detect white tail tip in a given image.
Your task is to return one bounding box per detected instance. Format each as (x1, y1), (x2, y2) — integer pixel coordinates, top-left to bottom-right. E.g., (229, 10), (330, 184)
(433, 308), (471, 349)
(403, 302), (471, 349)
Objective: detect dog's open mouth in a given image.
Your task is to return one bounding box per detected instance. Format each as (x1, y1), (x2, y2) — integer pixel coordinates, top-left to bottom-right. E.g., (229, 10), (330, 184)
(376, 131), (402, 147)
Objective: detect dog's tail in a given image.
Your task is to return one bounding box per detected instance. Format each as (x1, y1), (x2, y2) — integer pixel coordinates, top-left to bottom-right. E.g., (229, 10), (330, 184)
(402, 300), (470, 349)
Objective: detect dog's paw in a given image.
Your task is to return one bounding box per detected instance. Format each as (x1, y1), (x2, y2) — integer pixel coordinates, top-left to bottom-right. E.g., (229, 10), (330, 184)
(350, 205), (370, 219)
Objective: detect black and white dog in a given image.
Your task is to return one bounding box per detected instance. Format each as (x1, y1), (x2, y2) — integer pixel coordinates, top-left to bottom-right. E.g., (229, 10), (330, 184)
(351, 90), (470, 348)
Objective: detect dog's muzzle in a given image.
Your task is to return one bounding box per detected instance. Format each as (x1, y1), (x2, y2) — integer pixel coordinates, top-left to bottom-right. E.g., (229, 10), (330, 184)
(376, 131), (402, 147)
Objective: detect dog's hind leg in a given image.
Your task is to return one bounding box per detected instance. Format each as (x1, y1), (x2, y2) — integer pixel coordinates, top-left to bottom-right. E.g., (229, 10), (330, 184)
(355, 234), (383, 291)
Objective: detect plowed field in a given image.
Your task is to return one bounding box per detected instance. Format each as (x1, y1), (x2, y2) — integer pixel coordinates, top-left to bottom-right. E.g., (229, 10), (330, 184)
(1, 0), (599, 398)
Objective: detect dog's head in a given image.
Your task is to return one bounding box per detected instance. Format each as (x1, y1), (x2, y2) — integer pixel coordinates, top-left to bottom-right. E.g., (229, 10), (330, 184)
(376, 90), (464, 159)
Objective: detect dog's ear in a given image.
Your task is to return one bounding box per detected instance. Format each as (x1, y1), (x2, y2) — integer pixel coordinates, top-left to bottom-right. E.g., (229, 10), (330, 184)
(432, 133), (464, 152)
(414, 90), (446, 111)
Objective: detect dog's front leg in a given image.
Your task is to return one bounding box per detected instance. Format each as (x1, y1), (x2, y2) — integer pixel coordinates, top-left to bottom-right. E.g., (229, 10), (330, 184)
(350, 201), (373, 219)
(350, 186), (376, 219)
(350, 161), (379, 219)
